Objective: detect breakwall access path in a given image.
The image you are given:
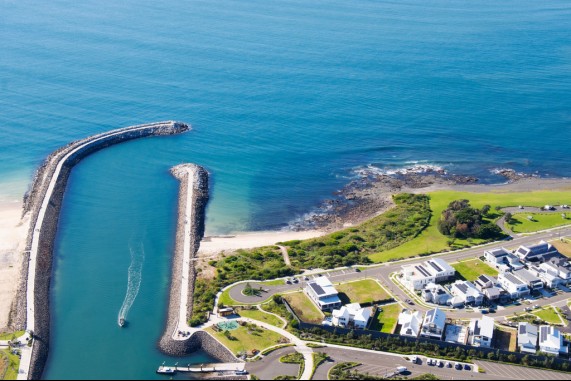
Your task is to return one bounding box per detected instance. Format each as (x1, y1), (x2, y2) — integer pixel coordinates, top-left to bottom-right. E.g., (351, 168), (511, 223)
(15, 121), (190, 380)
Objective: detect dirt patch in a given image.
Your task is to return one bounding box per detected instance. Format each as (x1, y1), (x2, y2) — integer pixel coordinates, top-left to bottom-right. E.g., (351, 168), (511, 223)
(494, 328), (517, 352)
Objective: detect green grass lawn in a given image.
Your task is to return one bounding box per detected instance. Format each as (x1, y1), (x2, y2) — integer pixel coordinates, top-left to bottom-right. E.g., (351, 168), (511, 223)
(369, 303), (402, 333)
(509, 213), (571, 233)
(533, 307), (563, 325)
(283, 292), (324, 323)
(370, 189), (571, 263)
(237, 308), (285, 328)
(1, 348), (20, 380)
(206, 323), (286, 355)
(452, 259), (498, 281)
(0, 331), (25, 341)
(335, 279), (391, 305)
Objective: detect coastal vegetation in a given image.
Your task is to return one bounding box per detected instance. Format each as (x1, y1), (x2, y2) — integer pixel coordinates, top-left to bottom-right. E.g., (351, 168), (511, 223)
(437, 200), (503, 239)
(452, 259), (499, 282)
(0, 348), (19, 380)
(237, 307), (285, 328)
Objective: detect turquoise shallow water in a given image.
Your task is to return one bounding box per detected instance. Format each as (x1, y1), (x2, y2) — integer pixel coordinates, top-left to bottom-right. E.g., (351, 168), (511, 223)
(1, 0), (571, 379)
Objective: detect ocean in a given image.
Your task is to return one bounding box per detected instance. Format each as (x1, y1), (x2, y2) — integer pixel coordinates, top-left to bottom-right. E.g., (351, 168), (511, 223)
(1, 0), (570, 379)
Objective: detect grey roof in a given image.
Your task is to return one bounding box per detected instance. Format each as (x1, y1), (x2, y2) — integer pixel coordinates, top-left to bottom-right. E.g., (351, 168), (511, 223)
(503, 272), (524, 285)
(309, 282), (325, 296)
(478, 274), (497, 284)
(487, 248), (510, 258)
(455, 283), (468, 294)
(514, 269), (542, 284)
(416, 265), (431, 277)
(540, 326), (550, 344)
(429, 261), (443, 272)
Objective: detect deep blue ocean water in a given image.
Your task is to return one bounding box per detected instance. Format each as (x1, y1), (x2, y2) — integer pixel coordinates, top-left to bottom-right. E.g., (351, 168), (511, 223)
(1, 0), (571, 379)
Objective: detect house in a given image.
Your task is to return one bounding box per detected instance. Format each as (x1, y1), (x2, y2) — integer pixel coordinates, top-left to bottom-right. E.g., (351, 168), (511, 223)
(497, 272), (530, 299)
(401, 258), (456, 291)
(541, 260), (571, 284)
(331, 303), (372, 329)
(513, 269), (544, 290)
(469, 316), (495, 348)
(484, 248), (524, 270)
(398, 309), (422, 338)
(420, 308), (446, 340)
(474, 275), (497, 291)
(484, 248), (511, 267)
(445, 324), (469, 345)
(304, 277), (342, 311)
(539, 325), (568, 356)
(515, 241), (559, 263)
(218, 307), (235, 318)
(422, 283), (452, 305)
(518, 323), (538, 354)
(450, 280), (484, 306)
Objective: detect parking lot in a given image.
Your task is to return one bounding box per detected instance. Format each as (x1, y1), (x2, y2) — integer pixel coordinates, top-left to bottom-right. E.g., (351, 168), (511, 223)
(475, 360), (571, 380)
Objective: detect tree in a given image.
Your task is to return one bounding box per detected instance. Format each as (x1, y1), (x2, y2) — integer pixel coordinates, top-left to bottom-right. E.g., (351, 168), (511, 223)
(504, 212), (513, 224)
(481, 204), (491, 216)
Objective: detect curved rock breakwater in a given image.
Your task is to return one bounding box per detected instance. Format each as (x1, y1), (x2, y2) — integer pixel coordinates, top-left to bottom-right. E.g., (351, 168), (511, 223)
(15, 121), (190, 380)
(158, 164), (236, 363)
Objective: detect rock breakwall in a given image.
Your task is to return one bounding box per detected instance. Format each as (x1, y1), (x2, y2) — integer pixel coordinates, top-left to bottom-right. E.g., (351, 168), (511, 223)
(18, 121), (190, 380)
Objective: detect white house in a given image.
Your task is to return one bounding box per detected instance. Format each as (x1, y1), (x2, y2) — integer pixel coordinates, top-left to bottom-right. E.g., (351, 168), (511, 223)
(541, 261), (571, 284)
(304, 277), (342, 311)
(539, 325), (568, 356)
(484, 248), (511, 267)
(398, 309), (422, 338)
(401, 258), (455, 291)
(331, 303), (372, 329)
(420, 308), (446, 340)
(474, 275), (505, 301)
(518, 323), (538, 354)
(497, 272), (530, 299)
(422, 282), (452, 305)
(516, 241), (559, 262)
(469, 316), (495, 348)
(450, 280), (484, 306)
(513, 269), (544, 291)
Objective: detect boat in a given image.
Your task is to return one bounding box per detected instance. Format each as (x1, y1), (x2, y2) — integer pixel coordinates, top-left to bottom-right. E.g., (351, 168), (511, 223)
(118, 318), (126, 327)
(156, 366), (176, 375)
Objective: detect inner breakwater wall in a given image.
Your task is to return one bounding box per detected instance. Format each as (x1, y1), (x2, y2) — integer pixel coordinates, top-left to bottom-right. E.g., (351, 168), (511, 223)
(16, 121), (190, 380)
(158, 164), (236, 363)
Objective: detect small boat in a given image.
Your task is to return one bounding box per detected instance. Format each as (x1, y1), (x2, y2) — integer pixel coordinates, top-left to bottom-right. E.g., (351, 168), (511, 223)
(156, 366), (176, 375)
(118, 318), (126, 327)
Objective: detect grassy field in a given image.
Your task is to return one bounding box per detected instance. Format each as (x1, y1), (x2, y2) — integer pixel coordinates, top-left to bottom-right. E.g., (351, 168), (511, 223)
(452, 259), (499, 281)
(554, 241), (571, 257)
(509, 213), (571, 233)
(0, 332), (25, 341)
(533, 307), (563, 325)
(283, 292), (324, 323)
(371, 189), (571, 263)
(206, 323), (285, 355)
(369, 303), (402, 333)
(0, 349), (20, 380)
(335, 279), (391, 305)
(237, 308), (285, 328)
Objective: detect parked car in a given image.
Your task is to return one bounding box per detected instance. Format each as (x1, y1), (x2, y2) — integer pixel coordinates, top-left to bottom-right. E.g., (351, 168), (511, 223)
(480, 309), (488, 314)
(405, 299), (414, 305)
(446, 362), (452, 368)
(304, 276), (310, 281)
(396, 366), (408, 374)
(455, 362), (462, 370)
(411, 356), (417, 364)
(464, 364), (471, 371)
(355, 268), (361, 272)
(293, 278), (299, 284)
(489, 308), (496, 313)
(428, 359), (435, 366)
(534, 304), (540, 309)
(438, 361), (444, 367)
(285, 279), (292, 284)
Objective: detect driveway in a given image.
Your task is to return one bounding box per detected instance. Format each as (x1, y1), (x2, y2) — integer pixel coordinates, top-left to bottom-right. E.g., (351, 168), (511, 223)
(246, 347), (300, 380)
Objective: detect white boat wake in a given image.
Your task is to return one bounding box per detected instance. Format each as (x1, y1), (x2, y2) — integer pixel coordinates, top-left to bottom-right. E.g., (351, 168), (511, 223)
(118, 242), (145, 327)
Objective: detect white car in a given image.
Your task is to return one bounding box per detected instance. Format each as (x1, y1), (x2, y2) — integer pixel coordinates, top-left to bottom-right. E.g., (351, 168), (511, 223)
(411, 356), (417, 364)
(396, 366), (407, 374)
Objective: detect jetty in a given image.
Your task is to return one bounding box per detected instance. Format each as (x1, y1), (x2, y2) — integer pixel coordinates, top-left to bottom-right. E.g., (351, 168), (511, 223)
(156, 363), (246, 375)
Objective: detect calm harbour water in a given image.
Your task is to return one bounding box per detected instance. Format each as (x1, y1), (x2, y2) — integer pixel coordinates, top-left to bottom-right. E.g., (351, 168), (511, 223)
(1, 0), (571, 379)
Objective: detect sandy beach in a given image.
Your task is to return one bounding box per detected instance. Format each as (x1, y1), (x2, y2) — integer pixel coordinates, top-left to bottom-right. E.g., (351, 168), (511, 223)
(198, 230), (325, 256)
(0, 201), (29, 330)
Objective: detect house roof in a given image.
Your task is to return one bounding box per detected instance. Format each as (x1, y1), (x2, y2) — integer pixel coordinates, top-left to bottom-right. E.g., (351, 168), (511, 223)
(518, 323), (538, 348)
(486, 248), (510, 258)
(514, 269), (542, 284)
(308, 277), (338, 298)
(484, 287), (502, 298)
(471, 316), (494, 338)
(500, 272), (525, 286)
(423, 308), (446, 329)
(477, 275), (497, 284)
(540, 325), (562, 349)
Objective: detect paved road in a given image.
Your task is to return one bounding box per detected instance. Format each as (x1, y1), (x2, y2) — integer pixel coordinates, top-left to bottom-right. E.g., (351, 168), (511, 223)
(229, 226), (571, 321)
(246, 347), (300, 380)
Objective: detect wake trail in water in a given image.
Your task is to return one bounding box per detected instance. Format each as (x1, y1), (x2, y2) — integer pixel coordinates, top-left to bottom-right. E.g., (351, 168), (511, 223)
(118, 242), (145, 326)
